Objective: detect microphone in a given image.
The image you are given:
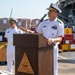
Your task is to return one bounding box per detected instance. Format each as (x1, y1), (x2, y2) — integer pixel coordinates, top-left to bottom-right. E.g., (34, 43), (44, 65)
(40, 14), (47, 22)
(37, 14), (47, 26)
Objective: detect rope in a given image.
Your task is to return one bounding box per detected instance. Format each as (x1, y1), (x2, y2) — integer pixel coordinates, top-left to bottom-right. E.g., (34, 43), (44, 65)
(0, 43), (7, 49)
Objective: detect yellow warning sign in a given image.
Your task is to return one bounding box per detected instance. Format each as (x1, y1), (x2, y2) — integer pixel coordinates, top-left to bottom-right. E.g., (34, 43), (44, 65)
(17, 52), (34, 74)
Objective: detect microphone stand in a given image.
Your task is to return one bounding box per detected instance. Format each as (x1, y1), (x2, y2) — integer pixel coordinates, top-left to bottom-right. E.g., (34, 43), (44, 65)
(37, 14), (47, 26)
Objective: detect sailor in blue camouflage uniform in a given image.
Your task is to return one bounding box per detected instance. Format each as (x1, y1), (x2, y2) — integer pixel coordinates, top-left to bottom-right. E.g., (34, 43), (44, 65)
(36, 3), (64, 75)
(4, 18), (24, 74)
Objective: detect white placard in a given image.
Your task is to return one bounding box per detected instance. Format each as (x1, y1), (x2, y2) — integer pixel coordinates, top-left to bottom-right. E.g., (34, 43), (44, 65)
(18, 22), (22, 26)
(36, 20), (39, 25)
(3, 19), (7, 24)
(0, 36), (3, 41)
(71, 44), (75, 49)
(65, 40), (69, 44)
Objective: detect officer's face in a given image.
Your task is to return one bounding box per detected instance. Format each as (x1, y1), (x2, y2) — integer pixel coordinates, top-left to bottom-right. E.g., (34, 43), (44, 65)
(48, 10), (58, 20)
(9, 21), (16, 28)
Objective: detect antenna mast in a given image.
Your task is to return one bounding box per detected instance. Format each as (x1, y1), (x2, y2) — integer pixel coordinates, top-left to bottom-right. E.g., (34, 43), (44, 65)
(10, 9), (13, 18)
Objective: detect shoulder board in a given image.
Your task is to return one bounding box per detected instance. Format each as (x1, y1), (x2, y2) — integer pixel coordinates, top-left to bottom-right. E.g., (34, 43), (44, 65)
(57, 19), (63, 23)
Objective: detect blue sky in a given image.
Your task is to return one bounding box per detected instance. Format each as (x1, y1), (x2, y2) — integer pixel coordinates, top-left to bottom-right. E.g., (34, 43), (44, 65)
(0, 0), (58, 19)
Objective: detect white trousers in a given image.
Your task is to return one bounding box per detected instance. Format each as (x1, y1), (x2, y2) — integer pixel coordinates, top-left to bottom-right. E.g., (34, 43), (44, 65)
(7, 44), (15, 73)
(53, 45), (58, 75)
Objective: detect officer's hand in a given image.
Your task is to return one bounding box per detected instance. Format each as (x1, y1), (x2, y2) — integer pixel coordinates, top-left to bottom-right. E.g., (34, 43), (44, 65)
(19, 26), (26, 31)
(19, 26), (35, 34)
(27, 30), (35, 34)
(47, 38), (54, 45)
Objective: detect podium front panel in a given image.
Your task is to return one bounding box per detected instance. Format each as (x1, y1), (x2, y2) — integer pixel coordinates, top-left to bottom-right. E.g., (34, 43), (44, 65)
(38, 48), (53, 75)
(14, 34), (54, 75)
(15, 46), (38, 75)
(15, 47), (53, 75)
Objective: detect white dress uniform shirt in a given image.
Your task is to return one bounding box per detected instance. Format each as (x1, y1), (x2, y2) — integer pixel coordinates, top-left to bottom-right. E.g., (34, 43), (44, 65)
(4, 26), (24, 73)
(36, 18), (64, 39)
(5, 26), (24, 44)
(36, 17), (64, 75)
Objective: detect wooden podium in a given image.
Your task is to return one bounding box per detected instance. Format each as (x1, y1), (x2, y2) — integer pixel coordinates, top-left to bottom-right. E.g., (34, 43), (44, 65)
(13, 34), (54, 75)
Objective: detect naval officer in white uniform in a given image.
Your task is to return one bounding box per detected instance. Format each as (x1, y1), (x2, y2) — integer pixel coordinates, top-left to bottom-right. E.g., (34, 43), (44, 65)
(4, 18), (24, 74)
(36, 3), (64, 75)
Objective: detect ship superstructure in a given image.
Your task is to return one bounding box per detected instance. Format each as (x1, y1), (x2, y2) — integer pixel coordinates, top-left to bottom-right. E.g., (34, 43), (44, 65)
(57, 0), (75, 29)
